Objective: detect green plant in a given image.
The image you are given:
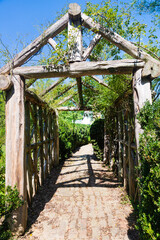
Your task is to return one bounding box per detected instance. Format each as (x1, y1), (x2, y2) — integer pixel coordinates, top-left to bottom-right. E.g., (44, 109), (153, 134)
(0, 165), (23, 239)
(136, 100), (160, 240)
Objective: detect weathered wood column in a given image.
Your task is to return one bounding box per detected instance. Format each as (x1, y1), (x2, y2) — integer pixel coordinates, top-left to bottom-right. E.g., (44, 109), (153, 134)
(132, 69), (152, 153)
(5, 75), (27, 235)
(53, 110), (59, 166)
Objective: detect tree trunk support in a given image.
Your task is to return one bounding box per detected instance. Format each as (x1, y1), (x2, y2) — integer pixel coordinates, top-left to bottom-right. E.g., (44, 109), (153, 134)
(5, 75), (27, 235)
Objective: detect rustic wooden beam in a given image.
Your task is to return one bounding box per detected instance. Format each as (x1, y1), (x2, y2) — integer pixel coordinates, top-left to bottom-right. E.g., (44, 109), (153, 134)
(82, 34), (102, 61)
(71, 97), (79, 107)
(57, 106), (91, 111)
(40, 77), (67, 97)
(13, 59), (145, 79)
(57, 94), (75, 106)
(53, 82), (76, 100)
(5, 75), (27, 234)
(68, 3), (82, 62)
(132, 69), (152, 152)
(91, 75), (109, 88)
(81, 12), (160, 79)
(48, 38), (57, 50)
(76, 77), (83, 108)
(0, 13), (69, 74)
(0, 74), (12, 90)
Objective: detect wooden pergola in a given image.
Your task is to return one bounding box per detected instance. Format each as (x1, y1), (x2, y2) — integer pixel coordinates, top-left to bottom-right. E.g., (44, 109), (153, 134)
(0, 3), (160, 235)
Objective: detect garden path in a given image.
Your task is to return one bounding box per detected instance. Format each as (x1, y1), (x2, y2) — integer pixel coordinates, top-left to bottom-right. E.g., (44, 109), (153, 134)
(19, 144), (139, 240)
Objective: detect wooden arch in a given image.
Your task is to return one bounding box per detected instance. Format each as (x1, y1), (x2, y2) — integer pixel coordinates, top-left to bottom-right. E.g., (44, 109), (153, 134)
(0, 3), (160, 235)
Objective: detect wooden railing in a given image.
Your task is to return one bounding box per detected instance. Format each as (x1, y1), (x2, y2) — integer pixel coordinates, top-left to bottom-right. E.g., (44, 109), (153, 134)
(104, 94), (138, 200)
(25, 90), (59, 206)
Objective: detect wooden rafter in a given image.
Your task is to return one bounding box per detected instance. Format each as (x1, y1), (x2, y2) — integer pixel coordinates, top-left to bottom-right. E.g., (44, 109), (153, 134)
(81, 12), (160, 79)
(91, 75), (109, 88)
(40, 77), (67, 97)
(82, 81), (98, 92)
(53, 82), (76, 100)
(82, 34), (102, 61)
(57, 94), (76, 106)
(12, 59), (144, 79)
(48, 38), (57, 50)
(57, 106), (91, 111)
(0, 13), (69, 74)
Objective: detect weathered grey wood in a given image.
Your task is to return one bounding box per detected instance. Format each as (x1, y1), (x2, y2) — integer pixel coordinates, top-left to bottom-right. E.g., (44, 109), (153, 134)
(82, 34), (102, 61)
(33, 105), (39, 192)
(81, 12), (160, 79)
(57, 94), (75, 106)
(76, 77), (83, 108)
(53, 110), (59, 166)
(13, 59), (145, 79)
(71, 98), (79, 107)
(68, 3), (82, 62)
(25, 101), (33, 206)
(44, 109), (49, 177)
(123, 113), (127, 190)
(53, 82), (76, 100)
(68, 3), (81, 20)
(0, 14), (69, 74)
(40, 77), (67, 97)
(91, 75), (109, 88)
(0, 74), (12, 90)
(118, 109), (123, 181)
(25, 90), (47, 107)
(48, 38), (57, 50)
(39, 106), (44, 185)
(5, 75), (27, 235)
(132, 69), (152, 150)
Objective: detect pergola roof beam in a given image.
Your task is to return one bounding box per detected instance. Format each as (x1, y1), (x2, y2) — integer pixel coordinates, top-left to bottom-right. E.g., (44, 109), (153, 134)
(0, 13), (69, 74)
(40, 77), (67, 97)
(12, 59), (145, 79)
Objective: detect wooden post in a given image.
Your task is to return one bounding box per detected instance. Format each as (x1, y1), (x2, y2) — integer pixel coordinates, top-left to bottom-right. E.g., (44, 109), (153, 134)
(68, 3), (82, 62)
(54, 110), (59, 166)
(76, 77), (83, 108)
(118, 108), (123, 180)
(25, 101), (33, 206)
(123, 112), (127, 190)
(132, 69), (152, 153)
(39, 106), (44, 185)
(5, 75), (27, 235)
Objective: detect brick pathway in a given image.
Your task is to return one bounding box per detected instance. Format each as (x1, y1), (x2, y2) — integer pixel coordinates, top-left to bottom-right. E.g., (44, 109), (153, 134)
(19, 144), (139, 240)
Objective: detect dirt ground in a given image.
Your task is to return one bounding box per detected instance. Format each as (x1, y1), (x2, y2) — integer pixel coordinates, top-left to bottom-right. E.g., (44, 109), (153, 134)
(18, 144), (139, 240)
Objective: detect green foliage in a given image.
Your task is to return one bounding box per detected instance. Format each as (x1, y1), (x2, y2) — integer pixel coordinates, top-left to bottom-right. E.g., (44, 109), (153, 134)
(0, 163), (23, 240)
(90, 119), (104, 160)
(136, 100), (160, 239)
(59, 113), (90, 160)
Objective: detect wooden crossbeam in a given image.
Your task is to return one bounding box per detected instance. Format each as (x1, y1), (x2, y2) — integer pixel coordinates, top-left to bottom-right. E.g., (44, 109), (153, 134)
(26, 79), (37, 88)
(0, 13), (69, 74)
(12, 59), (144, 80)
(57, 106), (91, 111)
(82, 34), (102, 61)
(40, 77), (67, 97)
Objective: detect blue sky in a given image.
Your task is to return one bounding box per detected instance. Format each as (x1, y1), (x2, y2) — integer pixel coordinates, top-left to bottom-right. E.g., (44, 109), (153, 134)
(0, 0), (158, 61)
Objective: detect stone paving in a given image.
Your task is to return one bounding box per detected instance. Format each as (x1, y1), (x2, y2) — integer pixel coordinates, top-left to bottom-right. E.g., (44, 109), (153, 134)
(19, 144), (139, 240)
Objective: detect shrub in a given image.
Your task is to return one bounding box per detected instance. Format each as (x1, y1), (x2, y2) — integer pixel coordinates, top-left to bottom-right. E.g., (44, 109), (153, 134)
(0, 163), (23, 239)
(90, 119), (104, 160)
(137, 100), (160, 240)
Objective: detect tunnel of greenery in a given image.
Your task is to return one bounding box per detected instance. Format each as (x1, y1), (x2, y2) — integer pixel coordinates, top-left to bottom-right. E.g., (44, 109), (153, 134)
(0, 0), (160, 239)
